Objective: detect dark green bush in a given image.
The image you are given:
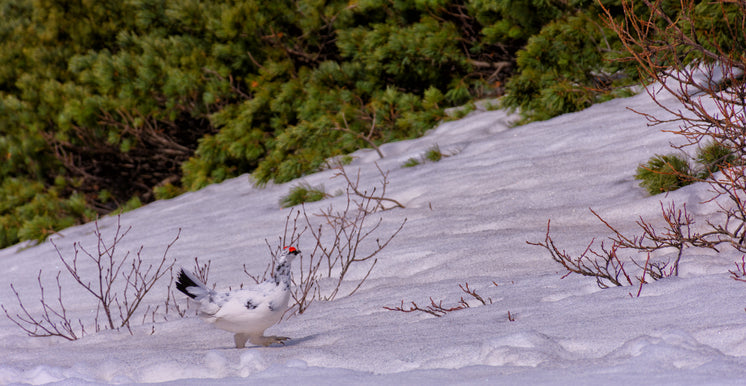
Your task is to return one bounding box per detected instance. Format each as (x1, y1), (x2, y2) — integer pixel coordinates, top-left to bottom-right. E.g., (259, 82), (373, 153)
(695, 142), (737, 178)
(636, 142), (739, 195)
(635, 154), (693, 195)
(0, 177), (95, 247)
(1, 0), (740, 248)
(402, 158), (421, 168)
(424, 144), (444, 162)
(501, 3), (639, 123)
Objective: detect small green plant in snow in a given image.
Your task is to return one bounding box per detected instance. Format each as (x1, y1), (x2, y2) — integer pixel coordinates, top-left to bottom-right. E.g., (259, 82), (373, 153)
(280, 183), (328, 208)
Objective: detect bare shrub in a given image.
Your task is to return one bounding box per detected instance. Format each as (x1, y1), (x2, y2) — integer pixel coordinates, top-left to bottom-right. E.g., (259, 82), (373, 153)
(601, 0), (746, 250)
(2, 216), (179, 339)
(601, 0), (745, 166)
(384, 282), (495, 317)
(2, 272), (86, 341)
(253, 162), (406, 316)
(530, 203), (722, 294)
(384, 298), (467, 317)
(332, 112), (385, 159)
(331, 160), (405, 211)
(532, 0), (746, 293)
(528, 220), (634, 289)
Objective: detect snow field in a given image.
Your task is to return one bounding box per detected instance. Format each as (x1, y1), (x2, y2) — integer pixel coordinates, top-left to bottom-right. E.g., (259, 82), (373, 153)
(2, 89), (746, 384)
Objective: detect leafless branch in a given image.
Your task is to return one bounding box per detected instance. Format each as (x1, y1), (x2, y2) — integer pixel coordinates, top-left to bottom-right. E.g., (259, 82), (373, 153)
(329, 160), (405, 211)
(332, 112), (385, 159)
(535, 0), (746, 293)
(385, 282), (495, 317)
(1, 272), (84, 340)
(254, 164), (406, 316)
(2, 216), (179, 340)
(384, 298), (466, 317)
(528, 220), (634, 289)
(730, 256), (746, 282)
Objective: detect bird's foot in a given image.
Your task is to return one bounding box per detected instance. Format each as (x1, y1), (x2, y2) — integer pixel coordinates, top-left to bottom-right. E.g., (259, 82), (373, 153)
(251, 335), (290, 347)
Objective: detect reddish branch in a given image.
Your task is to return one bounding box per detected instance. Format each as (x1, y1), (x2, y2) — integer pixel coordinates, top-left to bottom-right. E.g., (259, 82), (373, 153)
(533, 0), (746, 293)
(2, 272), (85, 341)
(530, 201), (726, 291)
(330, 160), (405, 211)
(332, 112), (385, 159)
(384, 282), (495, 317)
(253, 163), (406, 316)
(384, 298), (466, 317)
(528, 220), (634, 289)
(2, 216), (179, 339)
(730, 256), (746, 283)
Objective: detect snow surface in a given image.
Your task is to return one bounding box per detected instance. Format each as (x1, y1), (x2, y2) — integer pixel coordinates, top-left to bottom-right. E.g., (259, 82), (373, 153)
(2, 89), (746, 385)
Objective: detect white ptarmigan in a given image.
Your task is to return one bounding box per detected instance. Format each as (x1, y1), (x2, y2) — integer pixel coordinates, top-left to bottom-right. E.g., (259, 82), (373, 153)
(175, 246), (300, 348)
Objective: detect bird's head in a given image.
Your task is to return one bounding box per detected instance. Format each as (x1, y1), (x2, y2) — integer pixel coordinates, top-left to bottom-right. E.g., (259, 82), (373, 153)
(281, 246), (301, 262)
(273, 246), (300, 284)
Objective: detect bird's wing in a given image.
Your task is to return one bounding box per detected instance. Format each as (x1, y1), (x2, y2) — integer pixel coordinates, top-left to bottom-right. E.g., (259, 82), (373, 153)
(230, 285), (274, 309)
(197, 281), (265, 312)
(195, 289), (234, 316)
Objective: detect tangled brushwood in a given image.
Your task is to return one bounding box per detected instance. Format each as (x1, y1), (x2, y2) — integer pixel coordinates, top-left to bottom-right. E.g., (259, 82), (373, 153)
(384, 282), (504, 317)
(529, 204), (719, 294)
(249, 162), (406, 316)
(532, 0), (746, 294)
(1, 217), (179, 340)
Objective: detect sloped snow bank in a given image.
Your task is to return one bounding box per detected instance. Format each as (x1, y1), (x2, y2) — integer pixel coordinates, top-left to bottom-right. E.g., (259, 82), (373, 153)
(2, 90), (746, 384)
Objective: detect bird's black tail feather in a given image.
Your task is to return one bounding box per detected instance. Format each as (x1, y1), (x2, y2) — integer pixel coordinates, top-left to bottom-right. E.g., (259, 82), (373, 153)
(175, 269), (200, 299)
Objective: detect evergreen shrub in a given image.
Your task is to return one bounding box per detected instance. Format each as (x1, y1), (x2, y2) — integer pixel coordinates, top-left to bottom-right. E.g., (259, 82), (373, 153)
(424, 144), (444, 163)
(695, 142), (738, 179)
(635, 154), (692, 195)
(279, 182), (328, 208)
(1, 0), (729, 248)
(636, 143), (739, 195)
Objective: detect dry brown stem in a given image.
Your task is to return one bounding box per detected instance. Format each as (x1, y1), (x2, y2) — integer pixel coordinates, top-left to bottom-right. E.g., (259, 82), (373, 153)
(332, 112), (385, 159)
(730, 256), (746, 282)
(528, 220), (634, 289)
(383, 298), (466, 317)
(601, 0), (745, 185)
(2, 216), (179, 339)
(2, 272), (85, 341)
(330, 160), (405, 211)
(531, 199), (728, 291)
(256, 163), (406, 316)
(384, 282), (495, 317)
(535, 0), (746, 293)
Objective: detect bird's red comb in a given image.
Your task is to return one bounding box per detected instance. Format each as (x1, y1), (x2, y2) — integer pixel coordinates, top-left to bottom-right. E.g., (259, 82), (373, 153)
(283, 246), (297, 253)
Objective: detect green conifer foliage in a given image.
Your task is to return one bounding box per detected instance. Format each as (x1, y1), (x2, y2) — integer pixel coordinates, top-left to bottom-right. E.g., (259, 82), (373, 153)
(185, 0), (497, 187)
(635, 154), (693, 195)
(2, 0), (740, 248)
(501, 2), (638, 123)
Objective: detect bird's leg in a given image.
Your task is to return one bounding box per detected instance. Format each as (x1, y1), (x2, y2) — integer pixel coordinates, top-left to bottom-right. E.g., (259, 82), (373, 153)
(234, 333), (250, 348)
(249, 335), (290, 347)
